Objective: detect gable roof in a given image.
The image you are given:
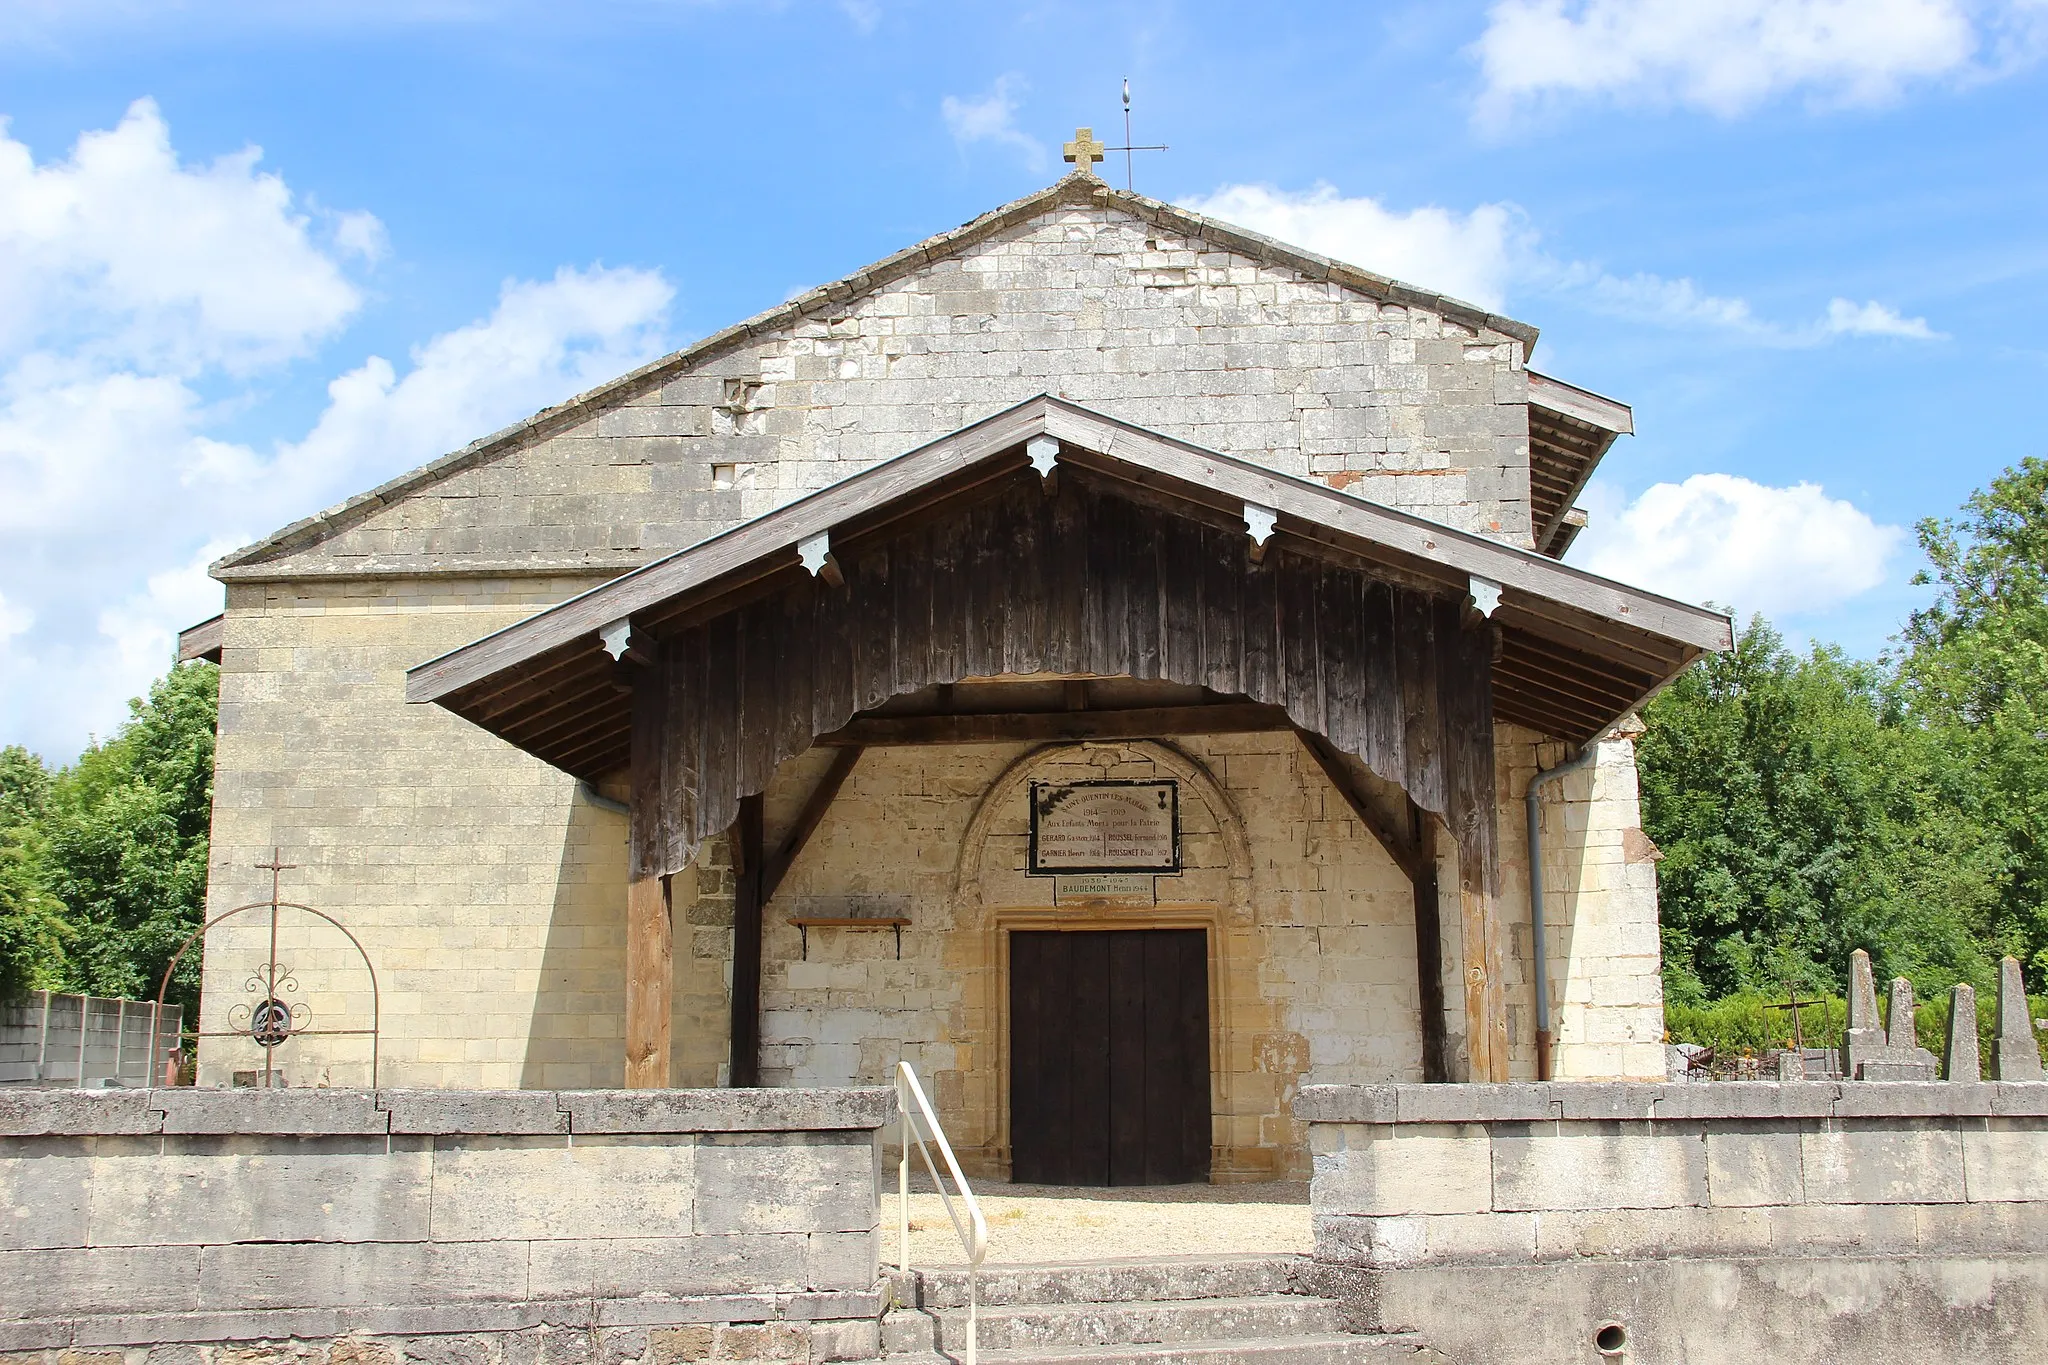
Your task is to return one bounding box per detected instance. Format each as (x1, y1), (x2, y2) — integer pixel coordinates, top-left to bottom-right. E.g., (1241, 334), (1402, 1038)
(212, 173), (1543, 579)
(407, 395), (1729, 776)
(1527, 372), (1632, 558)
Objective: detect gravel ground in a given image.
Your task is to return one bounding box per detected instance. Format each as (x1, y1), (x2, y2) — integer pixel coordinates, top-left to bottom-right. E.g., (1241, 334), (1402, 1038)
(880, 1180), (1312, 1266)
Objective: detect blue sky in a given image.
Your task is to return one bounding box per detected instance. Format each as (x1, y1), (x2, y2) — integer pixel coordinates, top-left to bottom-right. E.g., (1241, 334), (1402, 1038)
(3, 0), (2046, 758)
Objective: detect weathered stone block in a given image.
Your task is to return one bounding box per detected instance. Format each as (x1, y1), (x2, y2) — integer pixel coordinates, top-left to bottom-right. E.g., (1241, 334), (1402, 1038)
(1962, 1119), (2048, 1203)
(0, 1091), (162, 1138)
(1492, 1126), (1707, 1211)
(1801, 1123), (1965, 1204)
(0, 1246), (199, 1319)
(429, 1136), (695, 1241)
(89, 1137), (432, 1246)
(527, 1235), (807, 1299)
(1308, 1123), (1491, 1216)
(692, 1134), (873, 1236)
(198, 1239), (531, 1310)
(380, 1091), (566, 1136)
(558, 1090), (890, 1135)
(156, 1091), (387, 1136)
(0, 1139), (92, 1250)
(1705, 1124), (1805, 1207)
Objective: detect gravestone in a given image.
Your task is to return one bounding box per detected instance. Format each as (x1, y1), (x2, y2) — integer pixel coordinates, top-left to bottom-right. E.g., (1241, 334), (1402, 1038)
(1994, 955), (2044, 1082)
(1841, 951), (1938, 1080)
(1943, 982), (1979, 1082)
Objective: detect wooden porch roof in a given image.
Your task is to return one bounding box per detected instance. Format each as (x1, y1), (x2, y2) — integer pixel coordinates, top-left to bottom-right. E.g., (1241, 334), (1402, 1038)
(406, 395), (1730, 779)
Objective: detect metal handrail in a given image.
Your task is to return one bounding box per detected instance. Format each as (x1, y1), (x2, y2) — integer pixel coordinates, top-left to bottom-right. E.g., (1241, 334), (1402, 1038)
(896, 1060), (988, 1365)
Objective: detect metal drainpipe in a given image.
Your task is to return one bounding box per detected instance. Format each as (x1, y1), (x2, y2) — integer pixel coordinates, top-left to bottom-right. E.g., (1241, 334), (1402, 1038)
(1526, 741), (1600, 1081)
(576, 781), (630, 817)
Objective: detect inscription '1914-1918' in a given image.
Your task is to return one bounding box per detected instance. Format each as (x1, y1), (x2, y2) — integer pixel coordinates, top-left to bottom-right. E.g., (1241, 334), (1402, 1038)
(1029, 780), (1180, 875)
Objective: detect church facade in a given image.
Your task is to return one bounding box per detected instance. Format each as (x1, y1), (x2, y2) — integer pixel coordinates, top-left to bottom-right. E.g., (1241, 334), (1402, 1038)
(185, 162), (1727, 1181)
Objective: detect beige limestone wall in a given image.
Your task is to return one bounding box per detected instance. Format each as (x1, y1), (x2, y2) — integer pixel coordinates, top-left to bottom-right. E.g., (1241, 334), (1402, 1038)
(198, 575), (638, 1090)
(244, 201), (1532, 587)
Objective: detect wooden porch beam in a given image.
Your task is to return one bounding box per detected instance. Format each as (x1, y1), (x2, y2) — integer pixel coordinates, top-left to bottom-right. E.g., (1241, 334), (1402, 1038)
(624, 668), (671, 1091)
(815, 702), (1295, 748)
(763, 747), (864, 904)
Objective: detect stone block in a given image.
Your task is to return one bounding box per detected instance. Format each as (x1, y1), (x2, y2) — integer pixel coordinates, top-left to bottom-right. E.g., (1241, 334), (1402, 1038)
(1532, 1204), (1771, 1260)
(1761, 1199), (1921, 1255)
(1391, 1084), (1558, 1124)
(804, 1231), (877, 1292)
(558, 1089), (890, 1135)
(429, 1136), (696, 1241)
(1705, 1123), (1805, 1207)
(0, 1139), (92, 1250)
(0, 1245), (199, 1319)
(1308, 1123), (1491, 1216)
(1962, 1119), (2048, 1203)
(1648, 1082), (1839, 1121)
(1291, 1085), (1397, 1124)
(646, 1326), (714, 1365)
(155, 1090), (388, 1136)
(1492, 1126), (1707, 1211)
(1832, 1082), (1994, 1118)
(1801, 1123), (1965, 1204)
(528, 1234), (807, 1299)
(88, 1136), (433, 1246)
(692, 1133), (874, 1235)
(710, 1322), (806, 1363)
(0, 1091), (162, 1138)
(807, 1318), (881, 1363)
(1945, 984), (1981, 1081)
(197, 1239), (531, 1310)
(380, 1091), (567, 1135)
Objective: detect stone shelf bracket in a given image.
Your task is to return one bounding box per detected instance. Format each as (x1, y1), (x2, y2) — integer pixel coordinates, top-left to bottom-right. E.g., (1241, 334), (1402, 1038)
(1244, 502), (1278, 564)
(799, 531), (845, 588)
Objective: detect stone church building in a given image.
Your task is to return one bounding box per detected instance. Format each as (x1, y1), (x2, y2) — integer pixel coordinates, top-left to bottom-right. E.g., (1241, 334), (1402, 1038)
(184, 146), (1728, 1182)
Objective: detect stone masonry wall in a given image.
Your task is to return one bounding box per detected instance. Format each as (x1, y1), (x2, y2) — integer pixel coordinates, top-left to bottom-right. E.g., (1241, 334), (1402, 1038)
(0, 1087), (889, 1363)
(1301, 1081), (2048, 1362)
(232, 199), (1532, 586)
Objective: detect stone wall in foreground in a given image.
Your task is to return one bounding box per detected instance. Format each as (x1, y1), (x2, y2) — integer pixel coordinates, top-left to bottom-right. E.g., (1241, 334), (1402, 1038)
(0, 1087), (890, 1364)
(1301, 1081), (2048, 1362)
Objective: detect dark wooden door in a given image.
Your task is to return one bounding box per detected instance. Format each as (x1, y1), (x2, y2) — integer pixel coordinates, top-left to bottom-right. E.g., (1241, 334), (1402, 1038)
(1009, 929), (1210, 1186)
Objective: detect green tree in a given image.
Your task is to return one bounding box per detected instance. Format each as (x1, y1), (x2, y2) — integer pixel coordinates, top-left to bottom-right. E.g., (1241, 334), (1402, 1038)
(1639, 616), (2001, 1006)
(0, 746), (66, 996)
(39, 662), (218, 1005)
(1900, 455), (2048, 978)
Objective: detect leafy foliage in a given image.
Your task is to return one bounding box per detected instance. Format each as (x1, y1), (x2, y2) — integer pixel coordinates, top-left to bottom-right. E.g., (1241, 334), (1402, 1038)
(1639, 617), (2001, 1007)
(0, 663), (217, 1005)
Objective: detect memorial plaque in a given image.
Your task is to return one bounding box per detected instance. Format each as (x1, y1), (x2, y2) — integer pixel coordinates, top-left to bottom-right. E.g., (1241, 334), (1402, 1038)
(1029, 780), (1180, 874)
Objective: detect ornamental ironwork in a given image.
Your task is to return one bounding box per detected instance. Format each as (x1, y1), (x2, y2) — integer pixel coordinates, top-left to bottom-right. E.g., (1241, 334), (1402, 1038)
(156, 849), (380, 1089)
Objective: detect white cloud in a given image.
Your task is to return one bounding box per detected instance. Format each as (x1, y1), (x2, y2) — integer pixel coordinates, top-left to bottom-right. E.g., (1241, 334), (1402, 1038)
(1181, 181), (1944, 346)
(1824, 297), (1945, 339)
(941, 76), (1045, 171)
(1473, 0), (2042, 124)
(0, 103), (675, 761)
(1572, 474), (1905, 618)
(0, 99), (369, 372)
(1178, 183), (1528, 311)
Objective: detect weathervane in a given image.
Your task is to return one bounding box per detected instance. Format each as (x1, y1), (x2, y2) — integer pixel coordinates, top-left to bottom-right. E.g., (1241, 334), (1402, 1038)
(1062, 79), (1168, 192)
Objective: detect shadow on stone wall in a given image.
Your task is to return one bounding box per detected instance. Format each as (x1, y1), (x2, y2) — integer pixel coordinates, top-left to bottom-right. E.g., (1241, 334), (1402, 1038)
(519, 790), (629, 1089)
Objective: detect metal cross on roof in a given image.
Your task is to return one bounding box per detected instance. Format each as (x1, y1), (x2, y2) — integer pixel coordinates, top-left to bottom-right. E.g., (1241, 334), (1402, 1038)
(1063, 127), (1106, 176)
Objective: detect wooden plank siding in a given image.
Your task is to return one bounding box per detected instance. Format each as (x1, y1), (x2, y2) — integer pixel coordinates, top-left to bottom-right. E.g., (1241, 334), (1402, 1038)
(627, 469), (1502, 886)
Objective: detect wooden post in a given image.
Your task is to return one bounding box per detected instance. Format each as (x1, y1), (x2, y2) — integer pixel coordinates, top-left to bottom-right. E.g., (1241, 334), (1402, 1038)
(624, 647), (671, 1090)
(1409, 805), (1450, 1083)
(624, 873), (671, 1089)
(1458, 838), (1510, 1082)
(729, 793), (766, 1087)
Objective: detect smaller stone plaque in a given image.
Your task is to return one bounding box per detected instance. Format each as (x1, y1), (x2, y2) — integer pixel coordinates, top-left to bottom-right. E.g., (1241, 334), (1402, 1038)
(1054, 873), (1157, 905)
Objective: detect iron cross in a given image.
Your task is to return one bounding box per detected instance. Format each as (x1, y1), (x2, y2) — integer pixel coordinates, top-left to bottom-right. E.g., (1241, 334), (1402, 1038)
(1063, 127), (1107, 176)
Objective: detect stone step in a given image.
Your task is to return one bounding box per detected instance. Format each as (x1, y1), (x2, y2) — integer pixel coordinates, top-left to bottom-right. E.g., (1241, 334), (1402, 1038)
(949, 1295), (1347, 1353)
(888, 1254), (1304, 1310)
(876, 1331), (1450, 1364)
